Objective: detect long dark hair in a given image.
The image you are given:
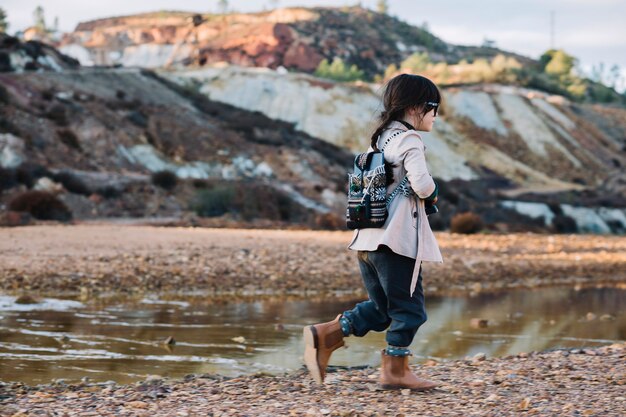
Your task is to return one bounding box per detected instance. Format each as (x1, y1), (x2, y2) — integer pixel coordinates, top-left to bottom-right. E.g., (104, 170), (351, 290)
(370, 74), (441, 150)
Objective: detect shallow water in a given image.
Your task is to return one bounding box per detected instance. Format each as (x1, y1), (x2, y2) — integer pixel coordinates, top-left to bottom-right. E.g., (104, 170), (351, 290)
(0, 286), (624, 385)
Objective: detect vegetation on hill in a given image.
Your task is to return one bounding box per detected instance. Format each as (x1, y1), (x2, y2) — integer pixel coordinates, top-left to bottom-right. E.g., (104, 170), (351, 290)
(307, 8), (625, 105)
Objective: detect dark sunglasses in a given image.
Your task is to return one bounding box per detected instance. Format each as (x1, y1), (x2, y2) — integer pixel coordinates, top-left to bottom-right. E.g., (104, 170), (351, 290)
(424, 101), (439, 116)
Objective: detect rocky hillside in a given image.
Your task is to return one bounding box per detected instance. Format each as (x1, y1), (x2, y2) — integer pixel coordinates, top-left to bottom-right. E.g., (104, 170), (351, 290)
(170, 66), (626, 189)
(58, 7), (533, 76)
(2, 28), (625, 234)
(0, 62), (354, 227)
(166, 65), (626, 234)
(0, 33), (79, 72)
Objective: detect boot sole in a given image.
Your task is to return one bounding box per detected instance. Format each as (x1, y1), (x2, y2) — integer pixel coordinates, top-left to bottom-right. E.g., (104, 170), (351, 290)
(380, 384), (437, 391)
(303, 325), (323, 384)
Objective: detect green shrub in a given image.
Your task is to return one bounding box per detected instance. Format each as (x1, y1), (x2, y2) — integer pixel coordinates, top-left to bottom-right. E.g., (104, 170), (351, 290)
(151, 170), (178, 191)
(192, 185), (235, 217)
(400, 52), (430, 73)
(8, 190), (72, 221)
(450, 212), (483, 234)
(315, 58), (365, 82)
(191, 181), (307, 222)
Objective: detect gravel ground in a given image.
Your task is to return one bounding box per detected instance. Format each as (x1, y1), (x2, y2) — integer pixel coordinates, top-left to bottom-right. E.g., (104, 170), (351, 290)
(1, 225), (625, 416)
(1, 225), (625, 298)
(1, 343), (624, 416)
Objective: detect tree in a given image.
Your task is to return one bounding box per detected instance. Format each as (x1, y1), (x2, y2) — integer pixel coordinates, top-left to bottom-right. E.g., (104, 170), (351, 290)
(217, 0), (229, 14)
(540, 49), (576, 76)
(376, 0), (388, 14)
(608, 64), (622, 89)
(314, 58), (365, 82)
(0, 7), (9, 33)
(400, 52), (430, 73)
(0, 8), (8, 33)
(33, 5), (46, 31)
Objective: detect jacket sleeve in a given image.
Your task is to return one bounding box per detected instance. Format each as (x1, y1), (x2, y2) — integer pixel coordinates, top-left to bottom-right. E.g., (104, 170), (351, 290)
(398, 133), (436, 199)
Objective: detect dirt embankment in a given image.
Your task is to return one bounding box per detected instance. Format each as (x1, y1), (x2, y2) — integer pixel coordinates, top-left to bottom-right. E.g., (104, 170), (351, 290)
(1, 225), (625, 297)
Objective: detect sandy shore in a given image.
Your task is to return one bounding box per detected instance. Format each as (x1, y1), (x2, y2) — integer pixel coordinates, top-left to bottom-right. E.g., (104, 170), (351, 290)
(2, 343), (624, 416)
(1, 225), (625, 297)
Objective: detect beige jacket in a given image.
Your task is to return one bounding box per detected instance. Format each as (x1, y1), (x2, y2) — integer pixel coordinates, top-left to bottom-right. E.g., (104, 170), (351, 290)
(348, 121), (443, 295)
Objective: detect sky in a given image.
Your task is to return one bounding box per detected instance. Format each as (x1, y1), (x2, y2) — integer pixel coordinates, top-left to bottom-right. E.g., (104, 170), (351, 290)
(2, 0), (626, 90)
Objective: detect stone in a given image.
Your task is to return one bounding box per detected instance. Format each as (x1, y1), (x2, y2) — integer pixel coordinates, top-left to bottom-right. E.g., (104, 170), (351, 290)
(470, 318), (489, 329)
(127, 401), (149, 409)
(15, 295), (39, 305)
(0, 211), (32, 227)
(33, 177), (64, 194)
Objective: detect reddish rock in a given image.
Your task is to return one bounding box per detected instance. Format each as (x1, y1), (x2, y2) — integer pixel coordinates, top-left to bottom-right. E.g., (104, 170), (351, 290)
(283, 42), (324, 72)
(0, 211), (32, 227)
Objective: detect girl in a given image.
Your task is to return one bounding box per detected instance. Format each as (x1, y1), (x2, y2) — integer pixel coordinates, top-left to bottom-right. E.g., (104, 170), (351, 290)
(303, 74), (443, 390)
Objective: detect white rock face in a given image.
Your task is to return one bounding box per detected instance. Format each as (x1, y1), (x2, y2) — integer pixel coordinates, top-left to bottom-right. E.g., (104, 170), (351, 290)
(597, 207), (626, 231)
(121, 44), (193, 68)
(119, 144), (273, 180)
(446, 91), (507, 135)
(500, 201), (625, 234)
(494, 93), (580, 167)
(0, 134), (25, 168)
(164, 66), (604, 194)
(561, 204), (612, 234)
(59, 44), (95, 66)
(530, 98), (576, 130)
(426, 121), (477, 181)
(167, 66), (381, 151)
(500, 201), (555, 225)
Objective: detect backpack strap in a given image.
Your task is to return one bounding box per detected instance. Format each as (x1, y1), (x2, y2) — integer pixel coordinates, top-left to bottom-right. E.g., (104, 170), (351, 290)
(386, 177), (412, 208)
(380, 129), (414, 207)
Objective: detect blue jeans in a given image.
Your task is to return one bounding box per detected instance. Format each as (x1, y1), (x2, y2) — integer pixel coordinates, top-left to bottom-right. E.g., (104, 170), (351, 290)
(342, 245), (426, 347)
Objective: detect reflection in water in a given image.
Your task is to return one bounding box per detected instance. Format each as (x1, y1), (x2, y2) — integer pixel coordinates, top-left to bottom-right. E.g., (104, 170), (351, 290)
(0, 287), (623, 385)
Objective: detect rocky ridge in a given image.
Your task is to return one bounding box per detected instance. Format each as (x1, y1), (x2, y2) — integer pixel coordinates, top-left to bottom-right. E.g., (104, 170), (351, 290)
(0, 65), (352, 225)
(58, 7), (533, 76)
(0, 33), (79, 72)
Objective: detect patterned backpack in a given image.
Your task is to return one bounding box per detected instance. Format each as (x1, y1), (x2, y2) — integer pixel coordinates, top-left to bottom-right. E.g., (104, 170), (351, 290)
(346, 130), (414, 230)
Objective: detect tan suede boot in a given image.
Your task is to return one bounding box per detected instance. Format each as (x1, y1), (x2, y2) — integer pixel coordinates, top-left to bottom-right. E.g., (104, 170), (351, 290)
(303, 314), (345, 384)
(379, 349), (438, 391)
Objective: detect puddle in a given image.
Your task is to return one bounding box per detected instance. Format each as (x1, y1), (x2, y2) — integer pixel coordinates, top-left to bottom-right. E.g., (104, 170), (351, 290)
(0, 286), (623, 385)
